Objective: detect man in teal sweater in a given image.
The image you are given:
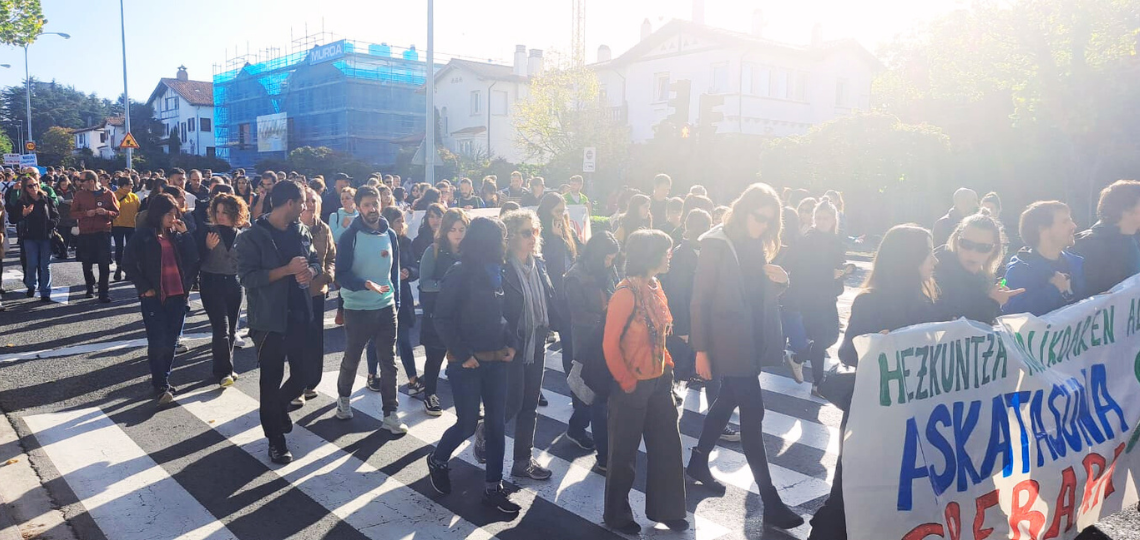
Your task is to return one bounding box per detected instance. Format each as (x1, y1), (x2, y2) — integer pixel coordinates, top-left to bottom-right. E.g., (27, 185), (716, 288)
(334, 186), (407, 434)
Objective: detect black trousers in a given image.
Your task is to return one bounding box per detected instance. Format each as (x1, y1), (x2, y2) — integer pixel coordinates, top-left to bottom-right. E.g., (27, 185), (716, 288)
(696, 375), (781, 503)
(112, 226), (134, 267)
(306, 295), (326, 390)
(200, 272), (241, 377)
(807, 411), (848, 540)
(254, 320), (310, 444)
(78, 232), (112, 298)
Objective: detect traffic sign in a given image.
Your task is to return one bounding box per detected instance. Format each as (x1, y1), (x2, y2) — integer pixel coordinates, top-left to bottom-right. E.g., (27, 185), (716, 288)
(24, 141), (35, 152)
(582, 147), (596, 173)
(119, 132), (140, 149)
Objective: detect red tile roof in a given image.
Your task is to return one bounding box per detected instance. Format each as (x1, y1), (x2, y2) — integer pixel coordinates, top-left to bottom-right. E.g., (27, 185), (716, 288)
(147, 78), (214, 107)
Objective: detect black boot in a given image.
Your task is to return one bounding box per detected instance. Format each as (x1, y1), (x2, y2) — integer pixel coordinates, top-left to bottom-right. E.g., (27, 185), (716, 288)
(762, 492), (805, 530)
(685, 448), (726, 494)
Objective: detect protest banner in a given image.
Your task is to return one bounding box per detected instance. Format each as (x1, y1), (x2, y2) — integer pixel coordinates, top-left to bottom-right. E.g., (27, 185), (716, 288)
(406, 205), (592, 243)
(844, 276), (1140, 540)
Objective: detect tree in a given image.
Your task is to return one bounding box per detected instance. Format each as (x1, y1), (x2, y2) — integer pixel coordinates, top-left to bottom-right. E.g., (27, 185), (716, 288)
(759, 112), (952, 234)
(875, 0), (1140, 222)
(39, 125), (73, 165)
(1, 80), (118, 143)
(0, 0), (45, 47)
(513, 63), (629, 192)
(0, 131), (11, 154)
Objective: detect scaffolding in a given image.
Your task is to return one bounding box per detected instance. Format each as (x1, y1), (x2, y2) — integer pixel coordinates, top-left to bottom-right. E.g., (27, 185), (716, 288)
(212, 31), (438, 169)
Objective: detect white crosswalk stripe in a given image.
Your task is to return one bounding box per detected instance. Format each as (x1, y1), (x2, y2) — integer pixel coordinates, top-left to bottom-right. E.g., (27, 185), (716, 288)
(23, 408), (240, 540)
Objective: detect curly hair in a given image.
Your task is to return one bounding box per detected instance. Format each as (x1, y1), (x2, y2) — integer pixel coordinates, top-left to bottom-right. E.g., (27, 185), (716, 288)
(208, 193), (251, 228)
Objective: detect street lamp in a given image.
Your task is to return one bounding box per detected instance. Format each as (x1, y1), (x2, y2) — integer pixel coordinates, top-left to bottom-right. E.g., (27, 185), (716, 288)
(119, 0), (132, 169)
(25, 31), (71, 149)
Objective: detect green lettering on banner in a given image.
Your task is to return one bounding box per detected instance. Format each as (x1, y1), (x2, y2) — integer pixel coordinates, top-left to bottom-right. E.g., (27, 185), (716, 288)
(915, 347), (930, 401)
(1128, 299), (1138, 337)
(1102, 306), (1115, 346)
(880, 352), (908, 406)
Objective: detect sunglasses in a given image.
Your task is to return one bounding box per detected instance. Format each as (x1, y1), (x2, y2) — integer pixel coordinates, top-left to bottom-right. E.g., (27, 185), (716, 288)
(957, 238), (995, 254)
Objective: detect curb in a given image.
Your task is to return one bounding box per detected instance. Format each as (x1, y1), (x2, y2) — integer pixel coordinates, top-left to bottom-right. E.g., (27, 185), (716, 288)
(0, 491), (21, 540)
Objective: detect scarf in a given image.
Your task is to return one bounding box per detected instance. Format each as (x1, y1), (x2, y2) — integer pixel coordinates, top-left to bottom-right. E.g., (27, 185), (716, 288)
(510, 255), (549, 364)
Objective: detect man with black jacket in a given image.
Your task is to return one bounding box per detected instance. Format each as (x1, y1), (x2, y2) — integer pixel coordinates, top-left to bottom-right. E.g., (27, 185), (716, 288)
(235, 181), (323, 465)
(932, 188), (979, 247)
(1073, 180), (1140, 297)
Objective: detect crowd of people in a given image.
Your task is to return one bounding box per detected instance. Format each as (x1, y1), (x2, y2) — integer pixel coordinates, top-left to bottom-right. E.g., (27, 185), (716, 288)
(3, 163), (1139, 538)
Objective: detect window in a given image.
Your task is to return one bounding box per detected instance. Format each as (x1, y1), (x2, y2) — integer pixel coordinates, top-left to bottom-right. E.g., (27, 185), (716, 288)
(711, 63), (729, 94)
(441, 107), (448, 134)
(654, 73), (670, 102)
(75, 135), (82, 148)
(599, 84), (608, 101)
(238, 123), (251, 147)
(181, 122), (187, 142)
(99, 131), (107, 143)
(793, 73), (808, 101)
(458, 140), (474, 155)
(470, 90), (481, 115)
(164, 97), (178, 111)
(772, 69), (789, 99)
(757, 67), (771, 97)
(836, 79), (848, 107)
(206, 147), (216, 158)
(491, 90), (508, 116)
(742, 63), (755, 95)
(188, 118), (196, 132)
(200, 118), (211, 132)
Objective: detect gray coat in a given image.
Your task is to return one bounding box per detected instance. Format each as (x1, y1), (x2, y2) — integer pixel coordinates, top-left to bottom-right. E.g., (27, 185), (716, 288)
(689, 226), (785, 378)
(235, 217), (322, 334)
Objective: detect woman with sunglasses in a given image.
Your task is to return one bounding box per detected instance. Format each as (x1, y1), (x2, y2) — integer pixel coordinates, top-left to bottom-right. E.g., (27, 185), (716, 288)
(12, 177), (60, 303)
(686, 183), (804, 529)
(934, 213), (1022, 324)
(806, 224), (943, 540)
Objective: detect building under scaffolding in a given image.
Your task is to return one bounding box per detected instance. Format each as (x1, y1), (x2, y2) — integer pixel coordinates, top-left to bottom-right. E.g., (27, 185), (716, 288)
(213, 32), (431, 169)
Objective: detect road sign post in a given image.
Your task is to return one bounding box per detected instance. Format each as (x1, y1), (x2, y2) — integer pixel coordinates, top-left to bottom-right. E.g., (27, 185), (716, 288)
(582, 147), (596, 173)
(119, 132), (139, 150)
(24, 141), (35, 153)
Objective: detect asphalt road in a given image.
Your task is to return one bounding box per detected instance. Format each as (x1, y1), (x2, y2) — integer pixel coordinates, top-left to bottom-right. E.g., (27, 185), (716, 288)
(0, 237), (1136, 540)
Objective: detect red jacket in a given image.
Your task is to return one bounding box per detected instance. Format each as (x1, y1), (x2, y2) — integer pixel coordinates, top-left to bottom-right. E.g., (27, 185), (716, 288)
(71, 188), (119, 234)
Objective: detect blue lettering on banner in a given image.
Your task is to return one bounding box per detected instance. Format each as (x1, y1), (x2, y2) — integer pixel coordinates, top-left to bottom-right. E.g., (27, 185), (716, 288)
(894, 363), (1129, 511)
(309, 40), (346, 65)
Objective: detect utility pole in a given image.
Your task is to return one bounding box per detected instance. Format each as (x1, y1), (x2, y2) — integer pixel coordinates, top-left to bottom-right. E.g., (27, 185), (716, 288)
(424, 0), (435, 185)
(119, 0), (133, 169)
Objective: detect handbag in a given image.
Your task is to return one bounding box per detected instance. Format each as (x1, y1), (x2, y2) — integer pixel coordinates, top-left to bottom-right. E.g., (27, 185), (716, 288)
(817, 363), (857, 412)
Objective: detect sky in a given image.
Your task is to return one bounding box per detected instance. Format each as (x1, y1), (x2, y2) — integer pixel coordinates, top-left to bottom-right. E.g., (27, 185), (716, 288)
(0, 0), (964, 103)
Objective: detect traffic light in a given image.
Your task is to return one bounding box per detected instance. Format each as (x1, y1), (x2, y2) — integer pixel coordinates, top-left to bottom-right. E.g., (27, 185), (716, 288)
(666, 79), (692, 132)
(698, 93), (725, 140)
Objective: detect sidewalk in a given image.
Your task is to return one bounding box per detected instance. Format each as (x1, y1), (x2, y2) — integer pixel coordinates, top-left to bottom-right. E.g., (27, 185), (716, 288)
(0, 410), (78, 540)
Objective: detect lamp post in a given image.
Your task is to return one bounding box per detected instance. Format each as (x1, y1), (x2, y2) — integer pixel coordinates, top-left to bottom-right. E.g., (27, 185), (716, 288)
(119, 0), (132, 170)
(425, 0), (435, 185)
(24, 31), (71, 149)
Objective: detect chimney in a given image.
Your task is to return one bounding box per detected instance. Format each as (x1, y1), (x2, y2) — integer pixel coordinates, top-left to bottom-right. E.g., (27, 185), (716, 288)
(811, 23), (824, 47)
(751, 10), (767, 37)
(514, 45), (527, 77)
(176, 65), (189, 81)
(527, 49), (544, 77)
(597, 44), (612, 63)
(692, 0), (705, 25)
(640, 19), (652, 41)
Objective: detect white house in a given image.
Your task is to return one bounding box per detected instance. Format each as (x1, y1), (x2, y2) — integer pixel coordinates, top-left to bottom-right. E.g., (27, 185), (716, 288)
(145, 66), (216, 157)
(595, 15), (881, 143)
(431, 46), (542, 165)
(72, 117), (127, 160)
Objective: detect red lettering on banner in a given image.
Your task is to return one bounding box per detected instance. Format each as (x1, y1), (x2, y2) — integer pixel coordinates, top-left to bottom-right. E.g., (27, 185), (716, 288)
(1043, 467), (1078, 539)
(1009, 480), (1045, 540)
(945, 502), (962, 540)
(972, 489), (999, 540)
(1081, 443), (1126, 514)
(902, 523), (944, 540)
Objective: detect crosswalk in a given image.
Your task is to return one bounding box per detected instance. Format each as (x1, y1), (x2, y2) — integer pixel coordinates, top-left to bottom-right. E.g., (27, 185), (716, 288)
(11, 264), (866, 540)
(17, 337), (845, 540)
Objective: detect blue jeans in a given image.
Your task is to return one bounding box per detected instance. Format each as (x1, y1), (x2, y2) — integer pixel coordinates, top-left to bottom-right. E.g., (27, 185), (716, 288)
(139, 295), (188, 391)
(397, 323), (417, 379)
(23, 238), (52, 297)
(432, 360), (508, 484)
(781, 309), (810, 354)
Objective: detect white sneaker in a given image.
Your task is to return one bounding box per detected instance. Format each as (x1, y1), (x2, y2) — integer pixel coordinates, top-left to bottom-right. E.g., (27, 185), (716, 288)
(175, 341), (189, 354)
(381, 412), (408, 435)
(291, 395), (305, 407)
(785, 351), (805, 384)
(335, 396), (353, 420)
(219, 375), (235, 388)
(234, 336), (247, 349)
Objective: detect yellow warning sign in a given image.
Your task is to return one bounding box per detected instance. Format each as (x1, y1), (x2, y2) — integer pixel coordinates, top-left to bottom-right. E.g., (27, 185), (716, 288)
(119, 132), (140, 149)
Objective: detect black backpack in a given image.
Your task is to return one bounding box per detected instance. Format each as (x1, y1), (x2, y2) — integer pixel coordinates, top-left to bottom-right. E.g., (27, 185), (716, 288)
(581, 284), (636, 399)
